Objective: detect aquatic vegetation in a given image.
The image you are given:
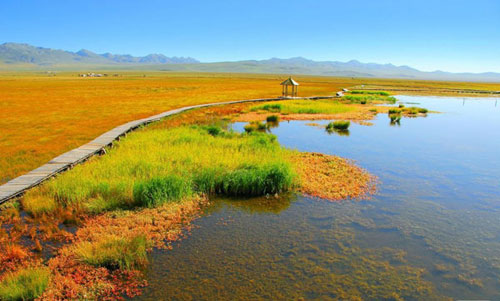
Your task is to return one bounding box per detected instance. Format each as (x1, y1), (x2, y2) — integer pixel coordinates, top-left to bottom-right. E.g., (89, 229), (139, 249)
(291, 153), (376, 201)
(74, 235), (148, 270)
(0, 267), (50, 301)
(388, 108), (402, 114)
(244, 121), (267, 133)
(141, 198), (440, 300)
(251, 103), (282, 112)
(351, 90), (390, 96)
(402, 106), (429, 115)
(390, 114), (402, 123)
(244, 123), (256, 133)
(326, 120), (350, 131)
(251, 99), (354, 115)
(194, 162), (294, 197)
(399, 103), (405, 108)
(342, 94), (397, 104)
(266, 114), (279, 122)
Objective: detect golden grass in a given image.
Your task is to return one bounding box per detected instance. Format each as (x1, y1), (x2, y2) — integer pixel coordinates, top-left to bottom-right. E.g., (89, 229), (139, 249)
(0, 267), (50, 300)
(0, 72), (353, 184)
(292, 152), (376, 201)
(2, 71), (498, 184)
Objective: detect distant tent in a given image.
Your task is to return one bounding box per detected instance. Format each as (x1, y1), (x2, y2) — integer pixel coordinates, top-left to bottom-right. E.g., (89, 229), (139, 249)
(280, 77), (299, 97)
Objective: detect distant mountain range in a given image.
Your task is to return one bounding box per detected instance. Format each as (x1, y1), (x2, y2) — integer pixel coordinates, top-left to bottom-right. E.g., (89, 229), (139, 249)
(0, 43), (198, 65)
(1, 42), (499, 82)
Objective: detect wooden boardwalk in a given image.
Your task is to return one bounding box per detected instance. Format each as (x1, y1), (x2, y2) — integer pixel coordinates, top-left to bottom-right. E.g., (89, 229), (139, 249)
(1, 96), (322, 205)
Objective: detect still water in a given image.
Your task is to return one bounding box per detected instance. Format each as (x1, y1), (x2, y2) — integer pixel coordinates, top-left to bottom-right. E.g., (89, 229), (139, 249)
(139, 96), (500, 300)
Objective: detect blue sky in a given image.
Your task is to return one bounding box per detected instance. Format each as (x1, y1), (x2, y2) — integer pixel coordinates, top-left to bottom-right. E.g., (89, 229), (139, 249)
(1, 0), (499, 73)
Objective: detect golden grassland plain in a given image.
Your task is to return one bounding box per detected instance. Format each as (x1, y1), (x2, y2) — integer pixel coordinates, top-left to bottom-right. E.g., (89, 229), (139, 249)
(0, 71), (353, 184)
(0, 104), (376, 299)
(1, 70), (500, 184)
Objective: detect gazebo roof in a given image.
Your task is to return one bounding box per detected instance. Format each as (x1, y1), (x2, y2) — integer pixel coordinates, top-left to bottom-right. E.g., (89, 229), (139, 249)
(280, 77), (299, 86)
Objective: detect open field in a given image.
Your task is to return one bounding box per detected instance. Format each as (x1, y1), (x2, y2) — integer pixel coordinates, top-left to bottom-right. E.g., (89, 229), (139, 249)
(0, 72), (353, 184)
(1, 71), (499, 184)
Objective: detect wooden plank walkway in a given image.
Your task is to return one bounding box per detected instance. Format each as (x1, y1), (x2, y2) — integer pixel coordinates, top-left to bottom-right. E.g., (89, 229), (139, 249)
(1, 96), (330, 204)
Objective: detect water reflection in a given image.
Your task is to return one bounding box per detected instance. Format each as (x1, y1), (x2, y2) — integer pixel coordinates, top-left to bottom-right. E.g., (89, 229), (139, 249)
(206, 194), (295, 215)
(326, 128), (350, 136)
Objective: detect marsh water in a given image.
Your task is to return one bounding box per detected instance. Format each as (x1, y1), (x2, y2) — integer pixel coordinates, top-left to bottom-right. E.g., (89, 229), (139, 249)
(139, 96), (500, 300)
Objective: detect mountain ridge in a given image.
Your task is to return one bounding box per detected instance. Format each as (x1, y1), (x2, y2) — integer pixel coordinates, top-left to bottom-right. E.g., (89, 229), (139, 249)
(0, 42), (199, 65)
(1, 42), (499, 82)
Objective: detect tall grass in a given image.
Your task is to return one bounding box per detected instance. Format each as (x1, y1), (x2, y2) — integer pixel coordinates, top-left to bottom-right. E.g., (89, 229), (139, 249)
(74, 235), (148, 270)
(343, 95), (397, 104)
(23, 125), (296, 214)
(350, 90), (390, 96)
(251, 99), (354, 115)
(133, 175), (192, 207)
(0, 267), (50, 300)
(326, 121), (351, 131)
(193, 162), (294, 196)
(266, 115), (279, 122)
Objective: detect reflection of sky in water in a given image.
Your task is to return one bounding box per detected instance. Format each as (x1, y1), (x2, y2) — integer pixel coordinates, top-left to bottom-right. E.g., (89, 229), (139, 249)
(138, 96), (500, 300)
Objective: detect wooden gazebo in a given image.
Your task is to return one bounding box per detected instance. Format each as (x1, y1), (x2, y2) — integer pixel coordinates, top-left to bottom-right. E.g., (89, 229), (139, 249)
(280, 77), (299, 97)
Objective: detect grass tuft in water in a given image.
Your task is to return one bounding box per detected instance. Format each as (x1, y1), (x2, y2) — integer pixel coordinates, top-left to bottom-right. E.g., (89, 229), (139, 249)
(326, 120), (351, 131)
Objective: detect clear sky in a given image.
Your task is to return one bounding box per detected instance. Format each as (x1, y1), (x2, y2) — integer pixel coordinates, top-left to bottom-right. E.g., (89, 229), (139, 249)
(1, 0), (499, 73)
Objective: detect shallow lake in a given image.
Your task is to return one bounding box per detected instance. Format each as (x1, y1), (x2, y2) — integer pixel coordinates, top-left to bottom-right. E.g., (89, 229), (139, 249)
(138, 96), (500, 300)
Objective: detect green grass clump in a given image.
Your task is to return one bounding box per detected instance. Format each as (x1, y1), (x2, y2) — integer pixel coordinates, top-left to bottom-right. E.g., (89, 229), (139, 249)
(251, 99), (353, 115)
(388, 108), (402, 114)
(244, 123), (257, 133)
(194, 162), (294, 197)
(74, 235), (148, 270)
(251, 103), (282, 113)
(399, 104), (405, 108)
(25, 125), (296, 214)
(389, 114), (402, 123)
(0, 267), (50, 301)
(244, 121), (267, 133)
(342, 94), (396, 104)
(205, 125), (222, 136)
(266, 115), (279, 122)
(133, 175), (192, 207)
(369, 108), (378, 113)
(326, 120), (351, 131)
(401, 106), (428, 115)
(351, 90), (390, 96)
